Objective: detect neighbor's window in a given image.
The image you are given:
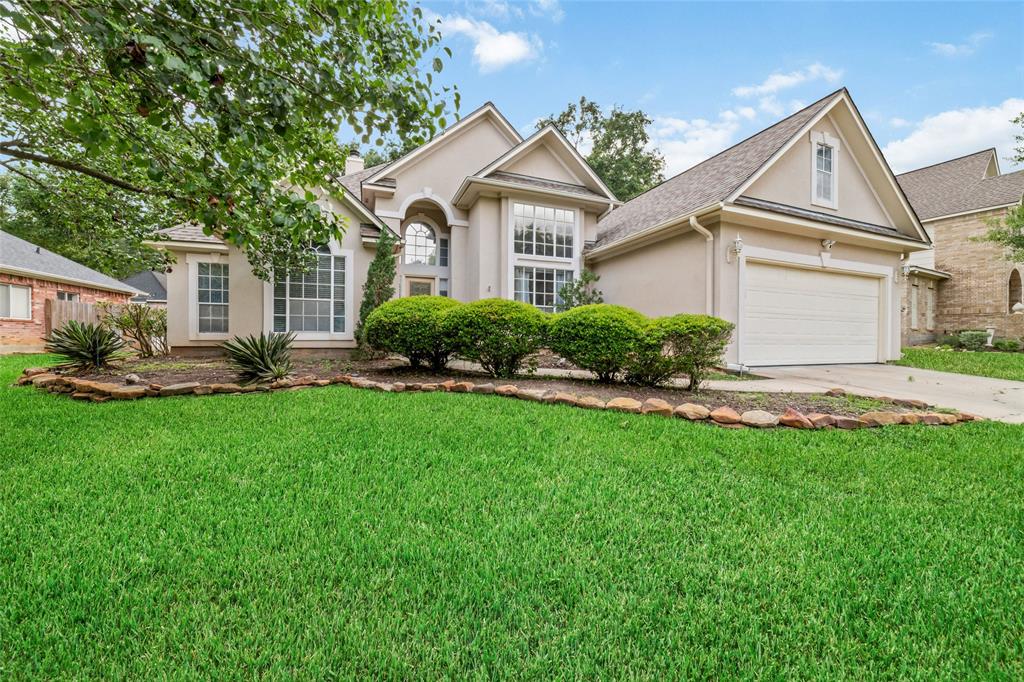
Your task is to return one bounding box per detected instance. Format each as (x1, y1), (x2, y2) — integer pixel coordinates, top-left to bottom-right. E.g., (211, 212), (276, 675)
(404, 222), (437, 265)
(513, 203), (574, 259)
(910, 281), (919, 331)
(197, 262), (229, 333)
(815, 143), (834, 204)
(514, 266), (572, 313)
(1010, 269), (1023, 313)
(0, 283), (31, 319)
(56, 291), (79, 302)
(273, 246), (346, 333)
(925, 282), (936, 331)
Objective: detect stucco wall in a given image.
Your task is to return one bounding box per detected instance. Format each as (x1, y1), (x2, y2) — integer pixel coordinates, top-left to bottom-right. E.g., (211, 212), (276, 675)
(502, 143), (582, 184)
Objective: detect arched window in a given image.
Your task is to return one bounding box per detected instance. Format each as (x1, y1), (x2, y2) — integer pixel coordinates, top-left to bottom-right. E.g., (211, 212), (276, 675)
(404, 222), (437, 265)
(1010, 269), (1023, 313)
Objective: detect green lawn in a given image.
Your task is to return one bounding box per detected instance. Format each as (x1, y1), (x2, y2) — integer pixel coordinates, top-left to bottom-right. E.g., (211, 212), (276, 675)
(893, 346), (1024, 381)
(2, 354), (1023, 678)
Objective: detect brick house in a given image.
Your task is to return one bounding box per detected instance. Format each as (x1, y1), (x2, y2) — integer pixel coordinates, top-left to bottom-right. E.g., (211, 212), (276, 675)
(1, 230), (138, 353)
(897, 149), (1024, 345)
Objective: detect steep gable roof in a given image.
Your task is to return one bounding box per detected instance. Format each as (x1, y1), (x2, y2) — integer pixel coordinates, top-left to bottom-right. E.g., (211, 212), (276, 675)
(596, 89), (842, 246)
(897, 149), (1024, 220)
(122, 270), (167, 302)
(0, 230), (139, 294)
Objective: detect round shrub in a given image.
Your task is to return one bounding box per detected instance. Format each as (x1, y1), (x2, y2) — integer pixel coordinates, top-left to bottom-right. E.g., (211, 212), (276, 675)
(625, 314), (733, 391)
(623, 318), (677, 386)
(993, 337), (1022, 352)
(441, 298), (548, 378)
(548, 304), (646, 381)
(958, 330), (988, 352)
(364, 296), (462, 370)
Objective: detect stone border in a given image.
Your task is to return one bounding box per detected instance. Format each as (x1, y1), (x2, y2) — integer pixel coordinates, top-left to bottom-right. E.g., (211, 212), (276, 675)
(16, 367), (981, 428)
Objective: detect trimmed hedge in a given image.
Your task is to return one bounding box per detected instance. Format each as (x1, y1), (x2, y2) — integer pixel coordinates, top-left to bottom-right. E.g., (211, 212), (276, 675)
(958, 330), (988, 352)
(547, 304), (646, 381)
(654, 314), (734, 391)
(441, 298), (548, 378)
(364, 296), (462, 370)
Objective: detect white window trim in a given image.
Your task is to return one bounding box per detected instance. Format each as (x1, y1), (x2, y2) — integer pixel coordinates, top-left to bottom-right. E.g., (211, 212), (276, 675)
(513, 265), (575, 313)
(399, 213), (450, 298)
(810, 131), (840, 210)
(0, 282), (32, 320)
(261, 245), (355, 341)
(506, 199), (582, 303)
(186, 252), (230, 341)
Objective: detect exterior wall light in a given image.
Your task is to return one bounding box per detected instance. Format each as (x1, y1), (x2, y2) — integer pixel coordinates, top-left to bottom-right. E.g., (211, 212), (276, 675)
(727, 236), (743, 263)
(821, 239), (836, 250)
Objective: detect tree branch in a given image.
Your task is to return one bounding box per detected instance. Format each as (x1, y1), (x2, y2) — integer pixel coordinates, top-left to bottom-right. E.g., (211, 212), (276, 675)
(0, 161), (54, 193)
(0, 146), (170, 197)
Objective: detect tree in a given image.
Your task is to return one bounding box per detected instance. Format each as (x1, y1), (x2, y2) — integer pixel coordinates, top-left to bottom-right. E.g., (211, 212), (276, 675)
(0, 1), (456, 278)
(360, 138), (421, 168)
(984, 112), (1024, 260)
(355, 229), (398, 350)
(0, 170), (172, 279)
(537, 97), (664, 201)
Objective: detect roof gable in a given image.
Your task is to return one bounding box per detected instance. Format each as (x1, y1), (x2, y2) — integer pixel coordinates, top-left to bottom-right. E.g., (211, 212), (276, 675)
(0, 230), (138, 294)
(897, 149), (1024, 220)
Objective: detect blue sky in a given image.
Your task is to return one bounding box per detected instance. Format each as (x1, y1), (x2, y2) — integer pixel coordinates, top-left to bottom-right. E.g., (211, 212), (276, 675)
(419, 0), (1023, 176)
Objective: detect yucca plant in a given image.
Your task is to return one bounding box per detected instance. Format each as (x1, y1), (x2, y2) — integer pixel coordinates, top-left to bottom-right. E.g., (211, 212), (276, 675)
(221, 331), (295, 382)
(44, 320), (129, 371)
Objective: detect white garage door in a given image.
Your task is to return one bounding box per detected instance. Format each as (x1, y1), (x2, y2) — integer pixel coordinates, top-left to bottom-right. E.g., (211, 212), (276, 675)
(743, 262), (881, 366)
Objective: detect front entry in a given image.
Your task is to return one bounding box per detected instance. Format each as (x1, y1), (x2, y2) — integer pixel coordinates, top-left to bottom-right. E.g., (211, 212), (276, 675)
(406, 276), (434, 297)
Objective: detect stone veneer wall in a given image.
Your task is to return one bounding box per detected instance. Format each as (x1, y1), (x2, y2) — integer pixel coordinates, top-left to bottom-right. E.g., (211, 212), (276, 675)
(928, 206), (1024, 340)
(0, 273), (130, 353)
(900, 273), (941, 346)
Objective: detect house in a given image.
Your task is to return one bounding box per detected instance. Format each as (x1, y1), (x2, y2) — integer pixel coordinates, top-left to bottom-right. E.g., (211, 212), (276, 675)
(0, 230), (138, 353)
(158, 88), (931, 367)
(121, 270), (168, 308)
(897, 149), (1024, 344)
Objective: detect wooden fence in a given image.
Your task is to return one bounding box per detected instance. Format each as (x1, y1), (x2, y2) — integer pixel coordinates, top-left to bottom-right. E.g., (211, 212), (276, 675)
(44, 299), (102, 335)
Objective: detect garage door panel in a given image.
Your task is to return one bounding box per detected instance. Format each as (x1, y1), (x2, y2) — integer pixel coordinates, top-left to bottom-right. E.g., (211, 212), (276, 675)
(743, 262), (880, 366)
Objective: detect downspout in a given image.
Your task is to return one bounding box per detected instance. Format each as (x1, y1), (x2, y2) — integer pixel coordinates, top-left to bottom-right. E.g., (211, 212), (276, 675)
(689, 215), (714, 315)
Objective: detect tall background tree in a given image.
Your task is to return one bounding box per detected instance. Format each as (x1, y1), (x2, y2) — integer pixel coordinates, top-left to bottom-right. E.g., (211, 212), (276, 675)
(536, 97), (665, 201)
(985, 113), (1024, 261)
(0, 1), (456, 278)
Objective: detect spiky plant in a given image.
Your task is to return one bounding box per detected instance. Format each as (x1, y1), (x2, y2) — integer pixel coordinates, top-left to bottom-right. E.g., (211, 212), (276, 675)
(44, 320), (129, 371)
(221, 332), (295, 382)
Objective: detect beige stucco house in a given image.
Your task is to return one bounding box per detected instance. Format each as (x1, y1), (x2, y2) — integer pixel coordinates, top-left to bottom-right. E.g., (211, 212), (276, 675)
(897, 149), (1024, 345)
(159, 88), (933, 367)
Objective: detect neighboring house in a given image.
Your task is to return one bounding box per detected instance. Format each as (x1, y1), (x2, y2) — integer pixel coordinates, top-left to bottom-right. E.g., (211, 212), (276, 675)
(897, 149), (1024, 344)
(122, 270), (168, 308)
(0, 230), (138, 353)
(158, 88), (931, 367)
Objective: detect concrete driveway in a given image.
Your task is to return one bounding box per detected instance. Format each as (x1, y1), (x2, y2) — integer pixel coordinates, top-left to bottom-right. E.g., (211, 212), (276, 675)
(714, 364), (1024, 424)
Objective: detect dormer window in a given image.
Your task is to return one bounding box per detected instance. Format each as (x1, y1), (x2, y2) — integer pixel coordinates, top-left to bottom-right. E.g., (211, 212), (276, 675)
(810, 131), (839, 209)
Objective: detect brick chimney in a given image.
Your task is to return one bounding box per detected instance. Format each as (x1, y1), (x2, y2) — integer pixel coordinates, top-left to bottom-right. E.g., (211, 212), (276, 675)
(345, 149), (364, 176)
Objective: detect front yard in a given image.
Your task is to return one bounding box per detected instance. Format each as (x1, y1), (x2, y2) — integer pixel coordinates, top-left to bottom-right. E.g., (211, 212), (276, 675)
(2, 353), (1023, 677)
(893, 346), (1024, 381)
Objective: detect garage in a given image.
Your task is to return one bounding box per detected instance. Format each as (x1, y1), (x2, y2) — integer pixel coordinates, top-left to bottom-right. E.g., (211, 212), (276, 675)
(742, 261), (881, 366)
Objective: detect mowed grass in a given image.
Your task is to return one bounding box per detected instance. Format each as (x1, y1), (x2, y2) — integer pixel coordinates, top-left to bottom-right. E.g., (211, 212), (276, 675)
(893, 346), (1024, 382)
(1, 354), (1023, 679)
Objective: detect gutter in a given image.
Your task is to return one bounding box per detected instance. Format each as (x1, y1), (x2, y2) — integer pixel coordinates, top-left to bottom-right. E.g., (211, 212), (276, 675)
(689, 216), (715, 315)
(588, 202), (723, 261)
(0, 265), (141, 296)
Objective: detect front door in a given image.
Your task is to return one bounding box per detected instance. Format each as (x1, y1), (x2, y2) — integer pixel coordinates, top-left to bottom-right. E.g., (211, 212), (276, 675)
(406, 277), (434, 297)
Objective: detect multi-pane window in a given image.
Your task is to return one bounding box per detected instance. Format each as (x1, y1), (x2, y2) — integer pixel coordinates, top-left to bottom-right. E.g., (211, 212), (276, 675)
(439, 278), (449, 297)
(273, 247), (346, 333)
(0, 283), (31, 319)
(815, 143), (834, 203)
(439, 237), (449, 267)
(197, 262), (229, 333)
(513, 203), (574, 259)
(514, 266), (573, 313)
(56, 291), (79, 302)
(910, 282), (919, 331)
(925, 283), (936, 331)
(404, 223), (437, 265)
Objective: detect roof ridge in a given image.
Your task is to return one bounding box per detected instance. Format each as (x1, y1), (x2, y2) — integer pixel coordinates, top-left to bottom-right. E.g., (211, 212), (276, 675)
(896, 148), (996, 178)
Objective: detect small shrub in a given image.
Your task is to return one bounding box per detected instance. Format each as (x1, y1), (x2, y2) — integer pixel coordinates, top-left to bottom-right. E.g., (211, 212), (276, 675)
(364, 296), (461, 370)
(993, 338), (1022, 352)
(936, 334), (960, 348)
(958, 330), (988, 351)
(623, 320), (677, 386)
(45, 320), (129, 371)
(99, 302), (167, 357)
(221, 331), (295, 382)
(627, 314), (733, 391)
(556, 269), (603, 310)
(442, 298), (548, 378)
(547, 304), (645, 381)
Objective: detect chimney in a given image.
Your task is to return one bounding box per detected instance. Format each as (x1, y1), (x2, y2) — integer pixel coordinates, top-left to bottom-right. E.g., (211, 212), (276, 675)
(345, 149), (364, 176)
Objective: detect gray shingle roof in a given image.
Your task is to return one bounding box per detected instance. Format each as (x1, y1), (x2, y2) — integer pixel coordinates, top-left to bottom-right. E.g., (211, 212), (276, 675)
(159, 222), (222, 244)
(0, 230), (138, 294)
(897, 149), (1024, 221)
(338, 162), (389, 196)
(596, 89), (843, 246)
(487, 171), (608, 199)
(733, 196), (917, 240)
(121, 270), (167, 301)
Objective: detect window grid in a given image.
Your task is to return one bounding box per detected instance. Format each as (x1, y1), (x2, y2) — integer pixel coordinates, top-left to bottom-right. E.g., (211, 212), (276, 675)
(0, 283), (31, 319)
(815, 144), (833, 202)
(439, 278), (449, 297)
(439, 238), (449, 267)
(514, 266), (573, 313)
(56, 291), (79, 302)
(404, 222), (437, 265)
(513, 203), (574, 259)
(197, 262), (229, 333)
(273, 249), (346, 334)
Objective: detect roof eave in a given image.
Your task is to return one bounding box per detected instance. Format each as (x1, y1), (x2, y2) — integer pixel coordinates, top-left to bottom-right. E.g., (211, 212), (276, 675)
(0, 265), (141, 296)
(452, 176), (619, 211)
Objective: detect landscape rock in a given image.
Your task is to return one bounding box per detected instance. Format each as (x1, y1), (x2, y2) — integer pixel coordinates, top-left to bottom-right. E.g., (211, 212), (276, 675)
(89, 382), (121, 396)
(193, 385), (213, 396)
(606, 397), (642, 413)
(495, 384), (518, 397)
(540, 390), (558, 404)
(291, 375), (317, 387)
(741, 410), (778, 428)
(373, 383), (393, 392)
(901, 413), (923, 425)
(920, 413), (945, 425)
(450, 381), (474, 393)
(420, 383), (438, 392)
(22, 367), (50, 377)
(269, 378), (293, 389)
(577, 396), (605, 409)
(825, 387), (847, 397)
(517, 388), (547, 402)
(807, 412), (835, 428)
(833, 416), (866, 430)
(109, 386), (147, 400)
(641, 398), (673, 416)
(709, 406), (741, 424)
(349, 378), (376, 389)
(440, 380), (457, 391)
(674, 403), (710, 420)
(551, 391), (578, 406)
(313, 379), (331, 387)
(893, 397), (929, 409)
(405, 383), (422, 391)
(859, 411), (903, 427)
(957, 412), (981, 422)
(144, 389), (160, 397)
(124, 373), (143, 385)
(89, 394), (110, 403)
(392, 382), (406, 393)
(210, 383), (242, 394)
(330, 374), (353, 385)
(148, 383), (164, 391)
(159, 382), (201, 397)
(778, 407), (813, 429)
(471, 383), (495, 394)
(937, 412), (958, 425)
(70, 392), (91, 400)
(30, 373), (60, 387)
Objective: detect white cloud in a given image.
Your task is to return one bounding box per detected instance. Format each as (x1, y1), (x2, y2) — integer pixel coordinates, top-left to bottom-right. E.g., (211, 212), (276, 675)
(882, 98), (1024, 173)
(530, 0), (564, 22)
(928, 31), (992, 57)
(733, 63), (842, 98)
(758, 96), (784, 117)
(438, 15), (542, 73)
(889, 117), (911, 128)
(474, 0), (523, 20)
(651, 114), (742, 177)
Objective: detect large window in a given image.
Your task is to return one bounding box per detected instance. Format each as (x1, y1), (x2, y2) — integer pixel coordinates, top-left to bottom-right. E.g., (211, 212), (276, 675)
(514, 203), (574, 259)
(405, 222), (437, 265)
(273, 246), (346, 333)
(197, 262), (229, 333)
(815, 143), (834, 203)
(514, 266), (572, 313)
(0, 283), (31, 319)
